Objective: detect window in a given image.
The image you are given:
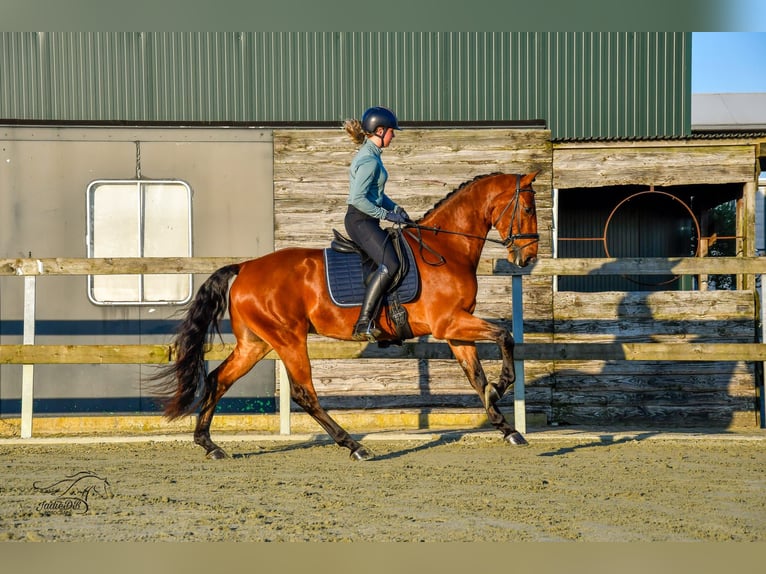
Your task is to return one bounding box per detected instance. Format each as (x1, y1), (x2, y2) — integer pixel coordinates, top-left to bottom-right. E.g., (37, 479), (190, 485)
(556, 184), (741, 292)
(86, 179), (192, 305)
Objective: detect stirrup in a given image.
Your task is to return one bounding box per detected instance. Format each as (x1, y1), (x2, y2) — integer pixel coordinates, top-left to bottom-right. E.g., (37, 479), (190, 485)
(352, 320), (382, 342)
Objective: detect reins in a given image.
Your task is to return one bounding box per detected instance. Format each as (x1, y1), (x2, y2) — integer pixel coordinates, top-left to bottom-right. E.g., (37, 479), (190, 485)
(403, 225), (447, 266)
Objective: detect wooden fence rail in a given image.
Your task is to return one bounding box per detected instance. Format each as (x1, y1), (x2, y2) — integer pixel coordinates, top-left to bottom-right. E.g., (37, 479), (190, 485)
(3, 256), (766, 437)
(2, 255), (765, 276)
(3, 342), (766, 365)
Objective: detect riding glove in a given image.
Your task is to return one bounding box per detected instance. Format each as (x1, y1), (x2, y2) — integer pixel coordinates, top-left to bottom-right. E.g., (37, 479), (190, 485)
(396, 207), (413, 222)
(385, 210), (409, 224)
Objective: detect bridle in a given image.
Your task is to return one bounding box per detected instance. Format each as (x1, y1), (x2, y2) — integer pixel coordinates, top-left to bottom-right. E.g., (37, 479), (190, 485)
(403, 174), (539, 265)
(490, 174), (539, 249)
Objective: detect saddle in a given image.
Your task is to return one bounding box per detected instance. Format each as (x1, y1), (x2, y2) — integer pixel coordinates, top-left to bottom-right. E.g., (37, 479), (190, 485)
(324, 229), (420, 343)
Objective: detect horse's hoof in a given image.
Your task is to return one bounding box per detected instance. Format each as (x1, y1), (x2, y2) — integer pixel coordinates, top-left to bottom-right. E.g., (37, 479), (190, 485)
(505, 431), (529, 446)
(350, 446), (374, 461)
(206, 447), (229, 460)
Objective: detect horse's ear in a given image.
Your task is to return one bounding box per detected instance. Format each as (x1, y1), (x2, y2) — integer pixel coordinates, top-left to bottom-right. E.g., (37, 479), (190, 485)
(521, 170), (540, 186)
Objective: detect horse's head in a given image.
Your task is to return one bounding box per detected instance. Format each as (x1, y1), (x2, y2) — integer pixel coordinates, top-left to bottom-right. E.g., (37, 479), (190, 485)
(81, 476), (113, 500)
(491, 172), (539, 267)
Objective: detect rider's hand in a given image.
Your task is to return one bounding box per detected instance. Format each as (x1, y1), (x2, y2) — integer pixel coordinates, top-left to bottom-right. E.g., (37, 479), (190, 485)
(393, 205), (413, 223)
(385, 210), (408, 224)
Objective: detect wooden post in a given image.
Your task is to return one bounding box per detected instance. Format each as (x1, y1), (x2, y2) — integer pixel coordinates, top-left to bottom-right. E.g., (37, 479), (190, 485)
(277, 360), (291, 435)
(20, 276), (36, 439)
(512, 274), (526, 434)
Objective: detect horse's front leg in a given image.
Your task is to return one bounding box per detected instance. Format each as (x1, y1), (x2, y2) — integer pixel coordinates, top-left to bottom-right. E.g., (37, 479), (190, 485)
(487, 328), (516, 405)
(447, 339), (527, 446)
(491, 328), (527, 445)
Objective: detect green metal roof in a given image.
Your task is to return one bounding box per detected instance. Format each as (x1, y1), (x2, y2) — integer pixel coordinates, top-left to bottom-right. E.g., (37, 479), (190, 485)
(0, 32), (691, 140)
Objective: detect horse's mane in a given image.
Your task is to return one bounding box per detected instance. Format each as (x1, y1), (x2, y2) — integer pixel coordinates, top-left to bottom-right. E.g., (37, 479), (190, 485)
(420, 172), (501, 220)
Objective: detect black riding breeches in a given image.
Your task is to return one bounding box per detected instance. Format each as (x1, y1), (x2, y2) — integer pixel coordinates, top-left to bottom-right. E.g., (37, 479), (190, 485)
(344, 205), (401, 275)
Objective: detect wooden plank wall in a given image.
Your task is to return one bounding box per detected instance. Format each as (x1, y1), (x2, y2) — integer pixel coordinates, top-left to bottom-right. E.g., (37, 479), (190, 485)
(550, 291), (757, 427)
(553, 142), (756, 188)
(274, 130), (760, 428)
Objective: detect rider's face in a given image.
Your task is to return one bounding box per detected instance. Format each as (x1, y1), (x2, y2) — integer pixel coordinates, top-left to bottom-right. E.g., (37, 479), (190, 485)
(376, 127), (395, 148)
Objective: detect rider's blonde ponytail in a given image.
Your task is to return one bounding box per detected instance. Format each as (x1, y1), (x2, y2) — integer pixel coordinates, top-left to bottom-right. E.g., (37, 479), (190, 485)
(343, 118), (366, 145)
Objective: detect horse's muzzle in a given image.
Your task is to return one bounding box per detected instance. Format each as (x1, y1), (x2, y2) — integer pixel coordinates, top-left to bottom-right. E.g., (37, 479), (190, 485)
(511, 254), (537, 268)
(506, 234), (539, 268)
(508, 248), (537, 268)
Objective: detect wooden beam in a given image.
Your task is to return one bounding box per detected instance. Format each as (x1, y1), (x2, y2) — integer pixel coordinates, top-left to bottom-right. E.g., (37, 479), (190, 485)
(0, 345), (174, 364)
(0, 257), (249, 276)
(0, 342), (465, 364)
(3, 256), (766, 277)
(488, 257), (766, 276)
(2, 342), (766, 364)
(514, 343), (766, 362)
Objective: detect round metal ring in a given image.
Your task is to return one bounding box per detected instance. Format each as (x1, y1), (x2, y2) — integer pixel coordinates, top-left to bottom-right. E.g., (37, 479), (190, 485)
(602, 190), (701, 286)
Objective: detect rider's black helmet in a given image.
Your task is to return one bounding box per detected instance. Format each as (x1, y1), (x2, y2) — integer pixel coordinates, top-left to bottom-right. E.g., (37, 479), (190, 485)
(361, 106), (401, 133)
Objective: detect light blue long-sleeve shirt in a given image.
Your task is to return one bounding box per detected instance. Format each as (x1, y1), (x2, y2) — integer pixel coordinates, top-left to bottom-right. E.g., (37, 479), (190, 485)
(347, 138), (396, 219)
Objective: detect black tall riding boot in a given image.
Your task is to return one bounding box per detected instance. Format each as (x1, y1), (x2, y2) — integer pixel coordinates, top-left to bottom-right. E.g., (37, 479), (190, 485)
(352, 265), (394, 341)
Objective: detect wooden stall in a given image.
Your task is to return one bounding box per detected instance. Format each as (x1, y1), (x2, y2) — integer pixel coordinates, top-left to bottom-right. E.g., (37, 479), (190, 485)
(549, 137), (765, 427)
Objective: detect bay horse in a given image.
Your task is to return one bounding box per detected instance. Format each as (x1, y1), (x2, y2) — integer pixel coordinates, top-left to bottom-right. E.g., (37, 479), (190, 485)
(153, 171), (539, 460)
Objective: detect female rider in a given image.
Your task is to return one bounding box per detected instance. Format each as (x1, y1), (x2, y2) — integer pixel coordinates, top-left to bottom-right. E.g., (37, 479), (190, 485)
(342, 106), (411, 341)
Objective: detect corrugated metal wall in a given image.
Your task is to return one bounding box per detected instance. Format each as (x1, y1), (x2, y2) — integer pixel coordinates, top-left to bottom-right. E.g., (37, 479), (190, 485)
(0, 32), (691, 140)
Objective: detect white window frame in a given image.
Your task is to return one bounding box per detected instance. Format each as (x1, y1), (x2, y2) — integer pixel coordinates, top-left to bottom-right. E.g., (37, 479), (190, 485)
(86, 179), (193, 306)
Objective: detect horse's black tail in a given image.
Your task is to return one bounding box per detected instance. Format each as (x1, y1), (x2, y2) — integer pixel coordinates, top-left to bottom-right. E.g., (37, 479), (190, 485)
(151, 264), (241, 420)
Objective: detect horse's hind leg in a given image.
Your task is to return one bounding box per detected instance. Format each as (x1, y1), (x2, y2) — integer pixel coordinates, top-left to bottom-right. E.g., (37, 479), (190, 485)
(195, 339), (272, 459)
(277, 343), (373, 461)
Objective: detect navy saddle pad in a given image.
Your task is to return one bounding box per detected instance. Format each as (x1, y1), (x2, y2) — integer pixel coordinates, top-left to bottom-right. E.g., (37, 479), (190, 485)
(324, 240), (420, 308)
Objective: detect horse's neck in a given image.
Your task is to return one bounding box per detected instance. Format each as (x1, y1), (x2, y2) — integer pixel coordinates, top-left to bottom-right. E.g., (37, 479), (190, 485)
(417, 186), (493, 265)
